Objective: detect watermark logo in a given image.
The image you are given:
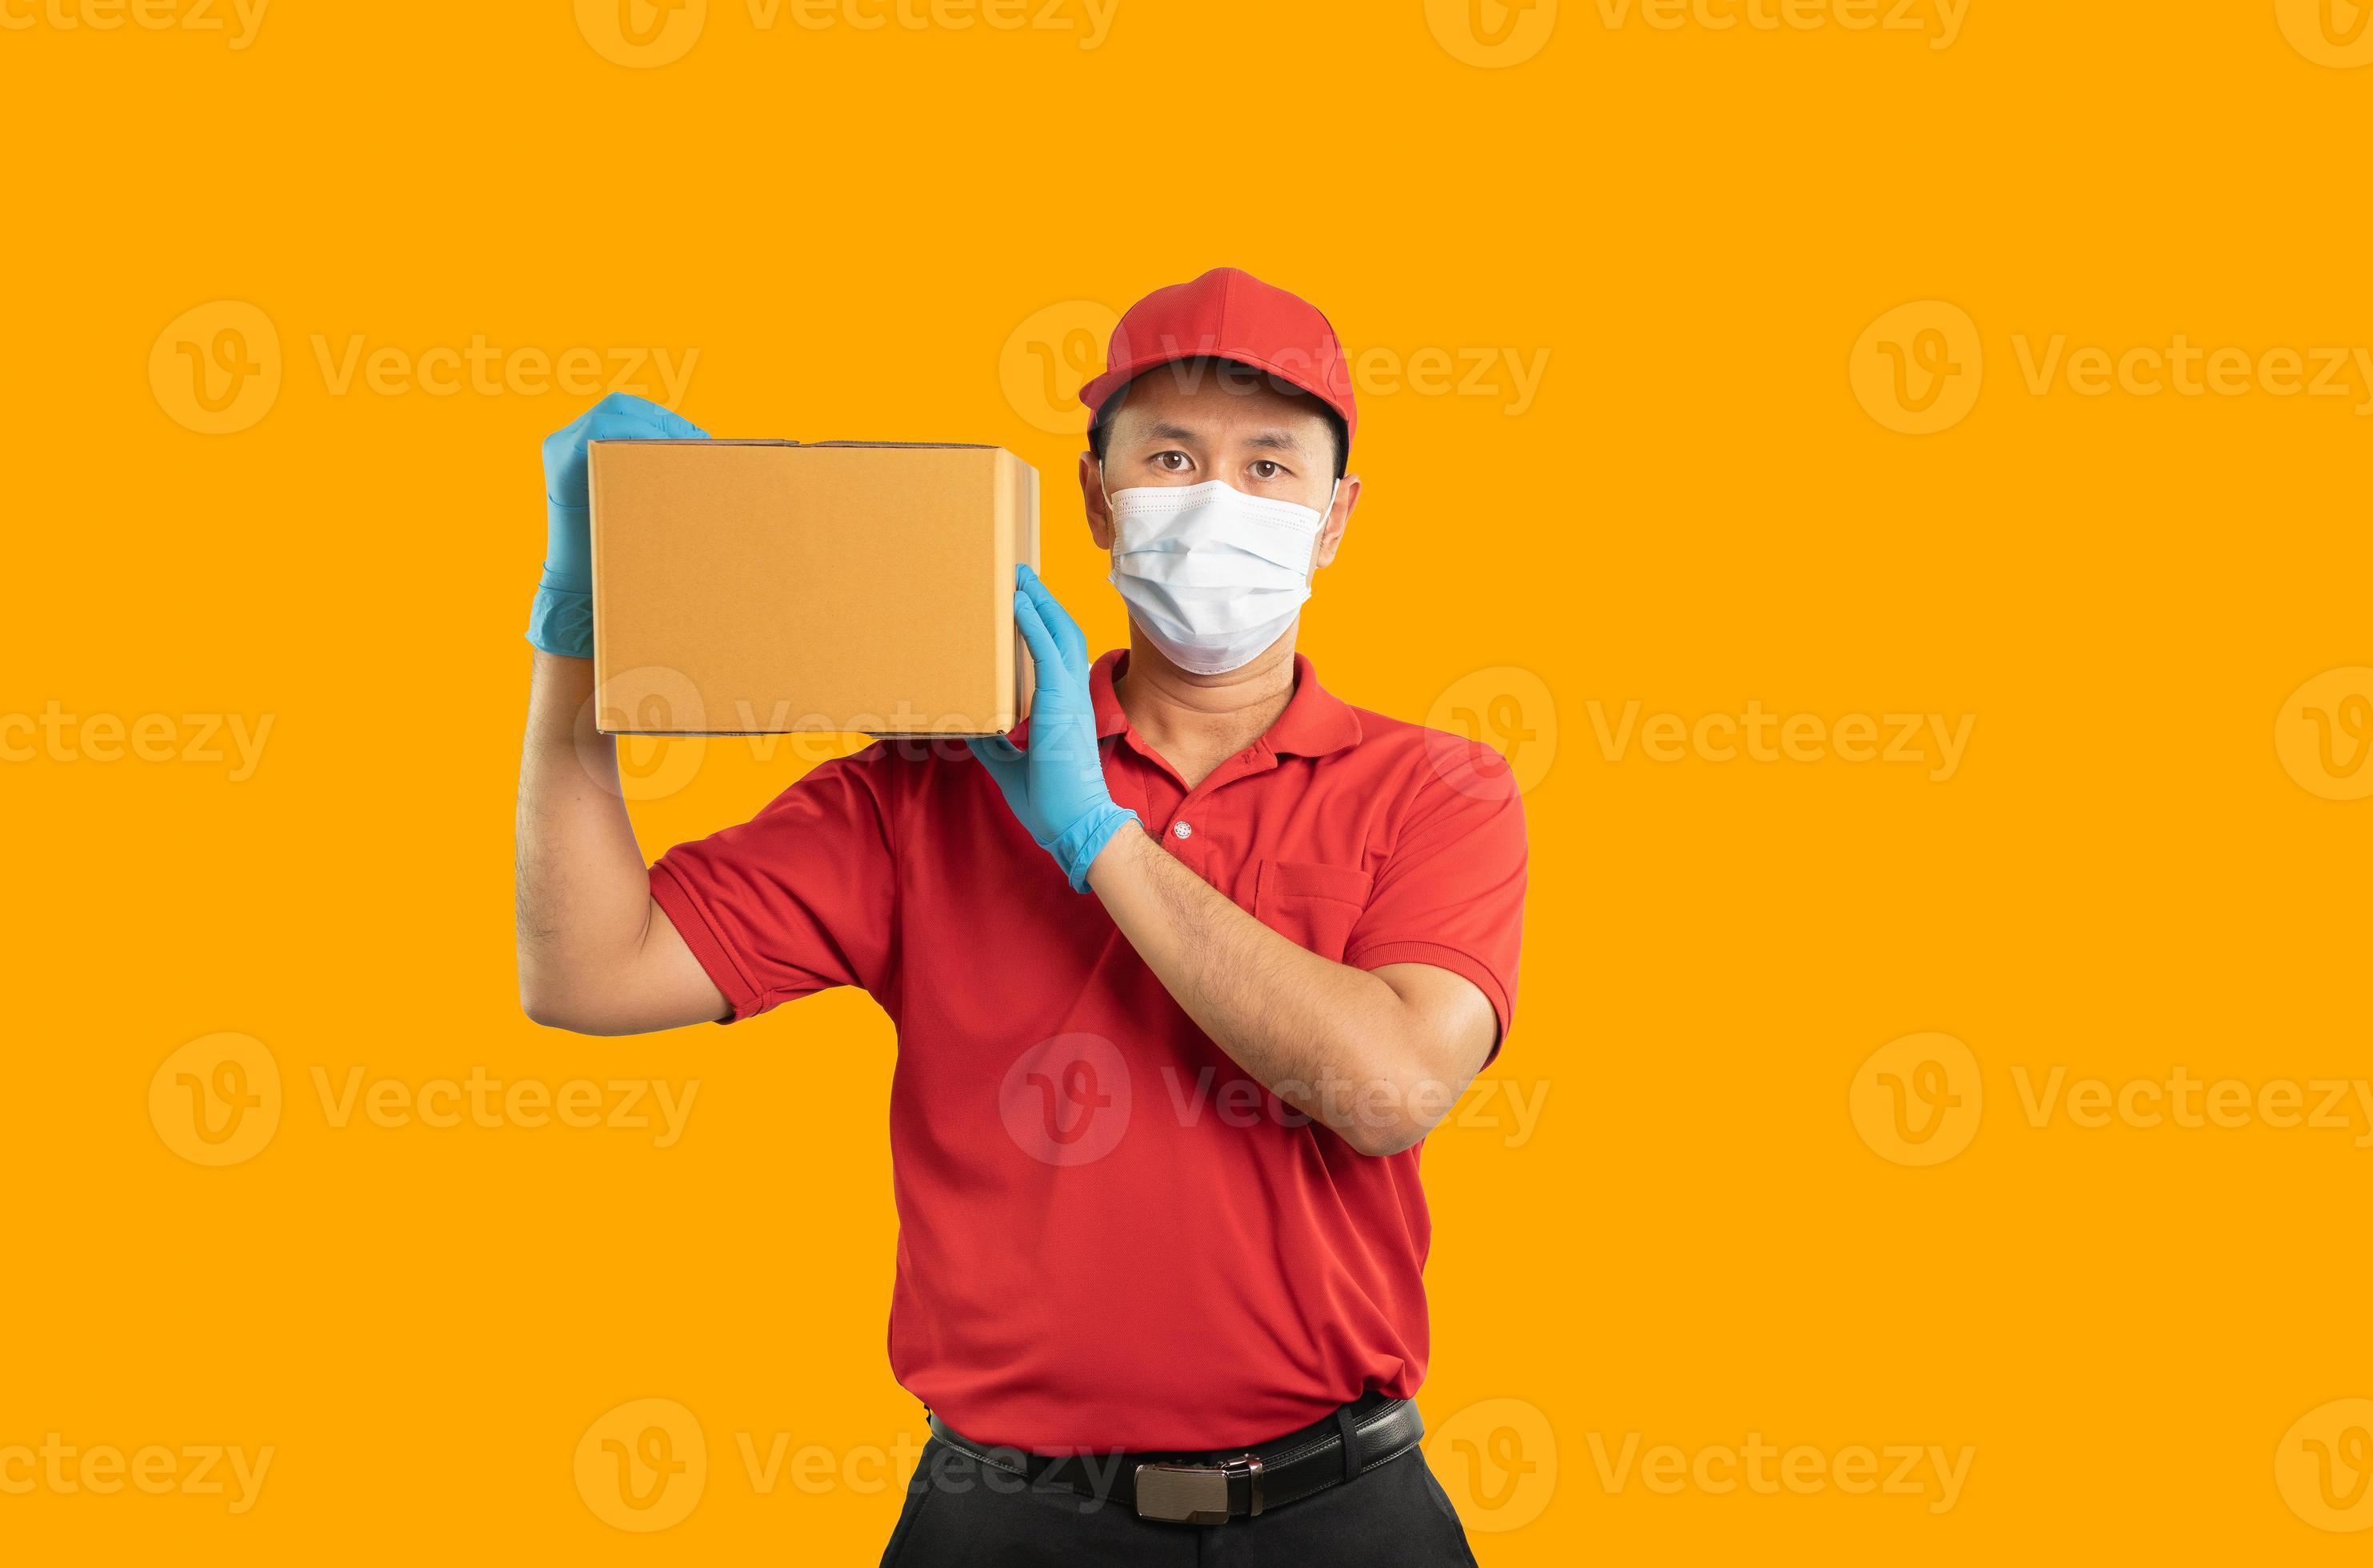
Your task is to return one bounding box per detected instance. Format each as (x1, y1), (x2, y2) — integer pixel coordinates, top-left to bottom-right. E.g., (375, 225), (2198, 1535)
(591, 666), (710, 802)
(0, 0), (270, 46)
(310, 335), (698, 402)
(1000, 298), (1122, 434)
(998, 1034), (1130, 1165)
(1426, 666), (1556, 801)
(1151, 1066), (1546, 1150)
(149, 1034), (282, 1167)
(1585, 1432), (1974, 1512)
(309, 1067), (698, 1146)
(1851, 301), (1983, 434)
(2, 705), (274, 779)
(1009, 301), (1554, 432)
(1427, 0), (1559, 67)
(1587, 702), (1976, 780)
(1427, 1398), (1557, 1533)
(577, 1398), (707, 1531)
(577, 0), (708, 66)
(2277, 1398), (2373, 1530)
(759, 0), (1118, 45)
(155, 306), (694, 432)
(2011, 334), (2373, 410)
(2277, 0), (2373, 67)
(1589, 0), (1967, 49)
(1851, 1032), (1982, 1166)
(1348, 345), (1553, 414)
(2275, 666), (2373, 801)
(578, 0), (1116, 63)
(1430, 1075), (1551, 1148)
(581, 670), (1052, 802)
(2011, 1067), (2373, 1142)
(150, 301), (281, 434)
(736, 1428), (925, 1494)
(0, 1438), (274, 1511)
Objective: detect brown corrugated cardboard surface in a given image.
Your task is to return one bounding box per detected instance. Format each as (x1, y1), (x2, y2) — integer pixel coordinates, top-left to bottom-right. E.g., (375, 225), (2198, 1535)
(589, 440), (1038, 736)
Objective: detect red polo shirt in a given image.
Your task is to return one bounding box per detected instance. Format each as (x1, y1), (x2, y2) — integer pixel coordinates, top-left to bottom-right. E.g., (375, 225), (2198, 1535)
(648, 650), (1527, 1454)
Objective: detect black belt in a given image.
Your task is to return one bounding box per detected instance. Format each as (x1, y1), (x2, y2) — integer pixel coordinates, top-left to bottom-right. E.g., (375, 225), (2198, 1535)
(925, 1393), (1425, 1526)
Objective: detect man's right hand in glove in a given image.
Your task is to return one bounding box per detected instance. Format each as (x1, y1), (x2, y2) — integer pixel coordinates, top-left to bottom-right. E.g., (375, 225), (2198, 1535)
(528, 392), (708, 658)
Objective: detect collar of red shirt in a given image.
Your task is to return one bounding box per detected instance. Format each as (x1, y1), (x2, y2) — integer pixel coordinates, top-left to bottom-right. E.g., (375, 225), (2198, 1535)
(1009, 649), (1363, 766)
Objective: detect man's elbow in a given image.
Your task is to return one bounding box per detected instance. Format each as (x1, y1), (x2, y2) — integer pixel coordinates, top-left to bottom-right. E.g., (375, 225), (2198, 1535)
(519, 986), (580, 1033)
(1330, 1047), (1470, 1157)
(1341, 1117), (1428, 1158)
(1333, 1077), (1438, 1158)
(518, 973), (609, 1035)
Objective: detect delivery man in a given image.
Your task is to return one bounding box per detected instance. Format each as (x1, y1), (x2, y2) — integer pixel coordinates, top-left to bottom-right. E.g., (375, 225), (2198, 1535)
(514, 268), (1525, 1565)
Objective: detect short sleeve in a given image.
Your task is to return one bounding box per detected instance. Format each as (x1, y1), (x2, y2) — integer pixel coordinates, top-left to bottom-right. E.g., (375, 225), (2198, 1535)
(647, 747), (900, 1022)
(1342, 747), (1528, 1050)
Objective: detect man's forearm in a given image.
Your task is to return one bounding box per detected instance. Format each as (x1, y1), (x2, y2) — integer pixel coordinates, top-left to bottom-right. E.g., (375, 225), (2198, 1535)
(957, 567), (1495, 1149)
(1084, 826), (1483, 1154)
(514, 651), (662, 1025)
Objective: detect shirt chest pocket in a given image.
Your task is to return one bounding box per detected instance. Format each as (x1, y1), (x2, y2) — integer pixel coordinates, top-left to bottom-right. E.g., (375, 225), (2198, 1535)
(1252, 859), (1375, 962)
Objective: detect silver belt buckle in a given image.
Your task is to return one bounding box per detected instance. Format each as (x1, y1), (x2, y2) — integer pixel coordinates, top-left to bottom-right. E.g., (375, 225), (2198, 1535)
(1134, 1454), (1261, 1524)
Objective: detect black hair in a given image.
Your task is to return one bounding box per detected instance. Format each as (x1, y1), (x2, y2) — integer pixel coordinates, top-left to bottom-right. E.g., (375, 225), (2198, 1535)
(1088, 358), (1350, 478)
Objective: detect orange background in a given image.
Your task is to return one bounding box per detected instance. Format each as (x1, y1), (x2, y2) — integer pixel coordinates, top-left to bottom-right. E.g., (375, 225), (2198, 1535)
(6, 0), (2372, 1560)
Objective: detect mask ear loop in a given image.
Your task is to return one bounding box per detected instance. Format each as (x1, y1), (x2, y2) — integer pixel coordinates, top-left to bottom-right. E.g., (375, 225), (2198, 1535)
(1099, 463), (1129, 592)
(1303, 478), (1343, 581)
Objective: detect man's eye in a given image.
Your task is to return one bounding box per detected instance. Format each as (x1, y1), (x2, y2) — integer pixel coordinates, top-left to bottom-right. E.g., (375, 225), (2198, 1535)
(1154, 451), (1191, 472)
(1251, 461), (1284, 481)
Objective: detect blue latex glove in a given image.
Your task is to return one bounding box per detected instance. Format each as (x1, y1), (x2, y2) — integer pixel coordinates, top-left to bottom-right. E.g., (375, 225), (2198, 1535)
(968, 566), (1140, 892)
(529, 392), (707, 658)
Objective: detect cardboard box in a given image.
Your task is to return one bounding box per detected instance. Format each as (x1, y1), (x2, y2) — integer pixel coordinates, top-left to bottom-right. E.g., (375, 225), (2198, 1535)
(589, 440), (1038, 737)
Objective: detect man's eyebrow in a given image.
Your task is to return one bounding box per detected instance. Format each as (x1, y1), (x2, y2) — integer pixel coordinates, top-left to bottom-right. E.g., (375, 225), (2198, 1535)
(1243, 427), (1311, 453)
(1138, 422), (1202, 445)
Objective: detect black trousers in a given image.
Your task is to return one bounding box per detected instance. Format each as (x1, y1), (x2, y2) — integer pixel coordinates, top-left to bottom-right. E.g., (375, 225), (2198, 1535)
(878, 1438), (1480, 1566)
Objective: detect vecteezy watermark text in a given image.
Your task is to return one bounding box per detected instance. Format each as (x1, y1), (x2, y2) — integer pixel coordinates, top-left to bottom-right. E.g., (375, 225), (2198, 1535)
(310, 1066), (699, 1147)
(0, 1437), (274, 1512)
(1590, 0), (1967, 49)
(2, 705), (273, 780)
(310, 335), (699, 403)
(1588, 701), (1976, 781)
(1587, 1432), (1975, 1513)
(151, 1034), (702, 1167)
(2013, 1067), (2373, 1144)
(0, 0), (269, 47)
(150, 301), (702, 434)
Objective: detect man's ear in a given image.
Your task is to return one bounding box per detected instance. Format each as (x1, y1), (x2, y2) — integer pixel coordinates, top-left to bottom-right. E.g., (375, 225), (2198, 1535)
(1311, 474), (1361, 570)
(1078, 450), (1115, 550)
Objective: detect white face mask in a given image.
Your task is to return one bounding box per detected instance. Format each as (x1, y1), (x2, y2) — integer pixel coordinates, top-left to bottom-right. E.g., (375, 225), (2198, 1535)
(1103, 476), (1339, 675)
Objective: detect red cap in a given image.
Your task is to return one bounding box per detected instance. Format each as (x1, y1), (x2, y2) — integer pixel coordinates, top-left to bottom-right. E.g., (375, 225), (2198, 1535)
(1079, 267), (1358, 447)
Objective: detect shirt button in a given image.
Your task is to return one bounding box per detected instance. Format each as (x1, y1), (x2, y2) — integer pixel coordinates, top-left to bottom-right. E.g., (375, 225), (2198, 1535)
(1173, 821), (1194, 841)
